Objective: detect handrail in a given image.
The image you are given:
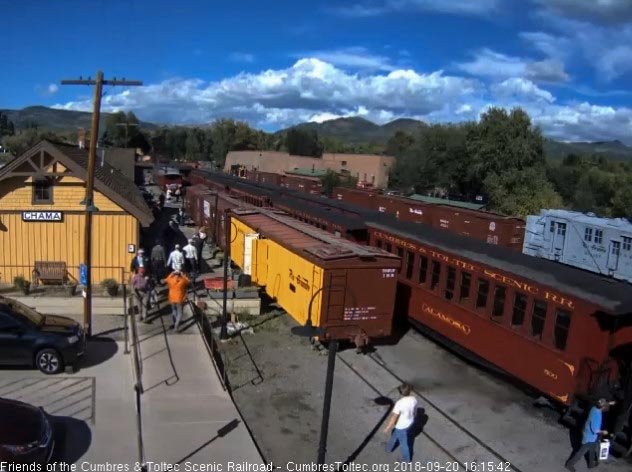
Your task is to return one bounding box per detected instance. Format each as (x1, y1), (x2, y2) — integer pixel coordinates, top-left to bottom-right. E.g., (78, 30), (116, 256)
(128, 284), (146, 471)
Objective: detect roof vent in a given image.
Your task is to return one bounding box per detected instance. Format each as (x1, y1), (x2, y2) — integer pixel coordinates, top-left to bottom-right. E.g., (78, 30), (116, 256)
(304, 245), (355, 260)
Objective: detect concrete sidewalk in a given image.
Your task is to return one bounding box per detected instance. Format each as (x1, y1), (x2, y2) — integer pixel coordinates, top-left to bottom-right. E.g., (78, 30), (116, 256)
(138, 324), (263, 465)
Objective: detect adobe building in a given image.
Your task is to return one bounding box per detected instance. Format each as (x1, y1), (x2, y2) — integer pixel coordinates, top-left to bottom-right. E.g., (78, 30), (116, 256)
(224, 150), (396, 188)
(0, 140), (153, 285)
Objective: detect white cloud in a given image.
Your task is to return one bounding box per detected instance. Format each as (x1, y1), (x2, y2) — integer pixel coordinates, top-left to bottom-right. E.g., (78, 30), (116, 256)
(229, 52), (255, 63)
(292, 47), (395, 71)
(491, 78), (555, 103)
(457, 48), (569, 82)
(47, 84), (59, 94)
(52, 57), (632, 144)
(334, 0), (501, 17)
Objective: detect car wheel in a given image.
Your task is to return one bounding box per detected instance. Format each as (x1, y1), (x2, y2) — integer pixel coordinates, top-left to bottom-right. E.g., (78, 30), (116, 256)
(35, 349), (63, 375)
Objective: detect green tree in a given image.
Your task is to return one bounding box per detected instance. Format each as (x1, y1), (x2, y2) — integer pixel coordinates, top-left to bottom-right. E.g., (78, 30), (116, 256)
(1, 129), (65, 156)
(484, 168), (563, 218)
(465, 107), (545, 196)
(385, 130), (414, 157)
(0, 112), (15, 137)
(286, 128), (323, 157)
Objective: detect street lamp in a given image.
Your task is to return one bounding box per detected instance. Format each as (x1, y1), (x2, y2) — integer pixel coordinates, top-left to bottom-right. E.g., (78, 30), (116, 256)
(291, 287), (337, 465)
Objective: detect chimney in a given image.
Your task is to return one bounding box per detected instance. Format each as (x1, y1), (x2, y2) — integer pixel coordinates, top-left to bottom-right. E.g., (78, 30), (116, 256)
(78, 128), (86, 149)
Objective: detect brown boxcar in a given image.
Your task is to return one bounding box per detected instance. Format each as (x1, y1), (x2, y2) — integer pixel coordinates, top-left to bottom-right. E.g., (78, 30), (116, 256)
(229, 209), (400, 342)
(366, 216), (632, 439)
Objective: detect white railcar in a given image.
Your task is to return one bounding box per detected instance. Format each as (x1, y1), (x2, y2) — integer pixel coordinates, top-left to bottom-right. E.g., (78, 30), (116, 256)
(523, 209), (632, 282)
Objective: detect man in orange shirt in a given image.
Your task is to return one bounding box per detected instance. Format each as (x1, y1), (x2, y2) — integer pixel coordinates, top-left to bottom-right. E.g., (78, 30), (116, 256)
(165, 270), (190, 331)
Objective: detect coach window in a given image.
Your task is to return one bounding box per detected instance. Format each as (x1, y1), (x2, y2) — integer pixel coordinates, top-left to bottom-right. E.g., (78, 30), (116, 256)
(444, 266), (456, 300)
(430, 260), (441, 290)
(491, 285), (507, 321)
(554, 309), (571, 350)
(405, 251), (415, 279)
(511, 293), (527, 328)
(475, 278), (490, 309)
(418, 256), (428, 284)
(459, 271), (471, 303)
(530, 300), (548, 340)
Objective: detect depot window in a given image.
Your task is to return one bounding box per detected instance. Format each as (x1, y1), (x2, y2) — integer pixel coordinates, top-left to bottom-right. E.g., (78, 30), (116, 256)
(531, 300), (548, 340)
(554, 309), (571, 350)
(33, 178), (53, 204)
(405, 251), (415, 279)
(444, 266), (456, 300)
(511, 293), (527, 327)
(475, 278), (489, 309)
(376, 239), (383, 249)
(385, 242), (392, 253)
(430, 260), (441, 290)
(418, 256), (428, 284)
(459, 272), (471, 303)
(491, 285), (506, 321)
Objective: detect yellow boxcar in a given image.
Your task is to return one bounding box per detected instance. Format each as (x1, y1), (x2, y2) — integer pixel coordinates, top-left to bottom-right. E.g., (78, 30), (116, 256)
(228, 210), (400, 342)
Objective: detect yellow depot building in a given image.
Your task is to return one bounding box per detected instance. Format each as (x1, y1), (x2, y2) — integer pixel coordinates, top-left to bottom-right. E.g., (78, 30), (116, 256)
(0, 140), (154, 285)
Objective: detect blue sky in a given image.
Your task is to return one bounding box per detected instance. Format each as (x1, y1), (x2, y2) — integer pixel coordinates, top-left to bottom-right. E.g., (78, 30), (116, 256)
(2, 0), (632, 143)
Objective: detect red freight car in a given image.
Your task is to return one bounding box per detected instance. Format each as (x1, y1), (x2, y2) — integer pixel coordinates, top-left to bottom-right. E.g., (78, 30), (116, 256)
(154, 166), (183, 190)
(333, 186), (525, 250)
(366, 216), (632, 441)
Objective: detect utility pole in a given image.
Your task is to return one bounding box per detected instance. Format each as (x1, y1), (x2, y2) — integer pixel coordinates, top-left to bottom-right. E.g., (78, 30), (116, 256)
(61, 71), (142, 337)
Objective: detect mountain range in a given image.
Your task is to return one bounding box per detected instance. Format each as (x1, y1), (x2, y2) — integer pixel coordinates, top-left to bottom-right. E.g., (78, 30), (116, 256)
(2, 106), (631, 161)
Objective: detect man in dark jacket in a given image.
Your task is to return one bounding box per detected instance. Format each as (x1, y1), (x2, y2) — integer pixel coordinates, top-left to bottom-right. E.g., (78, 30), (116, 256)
(191, 233), (204, 271)
(130, 248), (151, 275)
(150, 241), (167, 282)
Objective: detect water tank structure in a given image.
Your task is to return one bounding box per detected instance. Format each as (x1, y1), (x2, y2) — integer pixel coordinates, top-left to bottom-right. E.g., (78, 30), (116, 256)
(523, 209), (632, 282)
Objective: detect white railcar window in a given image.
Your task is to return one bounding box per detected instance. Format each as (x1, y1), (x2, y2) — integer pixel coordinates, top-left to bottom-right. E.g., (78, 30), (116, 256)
(584, 228), (593, 242)
(556, 222), (567, 236)
(623, 237), (631, 251)
(549, 221), (555, 232)
(612, 241), (621, 256)
(595, 229), (603, 244)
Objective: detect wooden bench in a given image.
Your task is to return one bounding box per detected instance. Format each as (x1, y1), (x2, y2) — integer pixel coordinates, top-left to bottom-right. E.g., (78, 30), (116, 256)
(33, 261), (67, 285)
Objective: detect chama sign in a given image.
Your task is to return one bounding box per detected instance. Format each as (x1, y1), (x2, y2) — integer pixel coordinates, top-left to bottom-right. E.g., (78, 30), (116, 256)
(22, 211), (63, 222)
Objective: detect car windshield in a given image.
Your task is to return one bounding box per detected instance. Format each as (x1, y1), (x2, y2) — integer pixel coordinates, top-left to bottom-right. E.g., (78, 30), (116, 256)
(3, 302), (44, 326)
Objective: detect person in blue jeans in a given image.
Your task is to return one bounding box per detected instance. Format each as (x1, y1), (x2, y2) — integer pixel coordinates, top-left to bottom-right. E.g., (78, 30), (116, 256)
(384, 383), (418, 462)
(565, 398), (614, 471)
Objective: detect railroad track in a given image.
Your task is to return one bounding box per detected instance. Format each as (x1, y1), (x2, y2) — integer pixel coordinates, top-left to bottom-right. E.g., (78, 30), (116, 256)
(336, 350), (522, 471)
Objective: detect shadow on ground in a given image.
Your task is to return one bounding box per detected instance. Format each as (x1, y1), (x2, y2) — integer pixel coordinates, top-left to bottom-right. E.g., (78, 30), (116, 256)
(50, 414), (92, 464)
(76, 338), (118, 370)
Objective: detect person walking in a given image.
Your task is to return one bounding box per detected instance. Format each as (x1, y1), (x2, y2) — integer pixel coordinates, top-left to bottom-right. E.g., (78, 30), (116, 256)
(384, 383), (418, 463)
(130, 248), (150, 275)
(182, 239), (198, 279)
(191, 232), (205, 271)
(165, 270), (189, 331)
(178, 207), (186, 226)
(167, 244), (185, 272)
(131, 268), (150, 321)
(565, 398), (615, 471)
(150, 241), (167, 282)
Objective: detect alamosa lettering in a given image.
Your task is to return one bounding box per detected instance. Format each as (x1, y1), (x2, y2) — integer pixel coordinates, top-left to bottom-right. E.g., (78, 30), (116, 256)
(422, 303), (471, 336)
(22, 211), (63, 222)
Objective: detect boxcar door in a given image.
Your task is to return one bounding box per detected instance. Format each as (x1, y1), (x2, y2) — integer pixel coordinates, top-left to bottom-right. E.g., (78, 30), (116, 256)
(607, 240), (621, 273)
(243, 233), (260, 275)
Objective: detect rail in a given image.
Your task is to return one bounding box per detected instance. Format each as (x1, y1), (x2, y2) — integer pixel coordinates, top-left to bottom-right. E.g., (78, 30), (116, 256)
(192, 298), (229, 391)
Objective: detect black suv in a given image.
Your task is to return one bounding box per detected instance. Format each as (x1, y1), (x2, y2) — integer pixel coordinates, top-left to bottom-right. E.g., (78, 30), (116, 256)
(0, 296), (85, 374)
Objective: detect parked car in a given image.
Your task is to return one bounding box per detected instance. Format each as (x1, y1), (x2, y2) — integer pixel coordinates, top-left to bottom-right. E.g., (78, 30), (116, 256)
(0, 296), (85, 374)
(0, 397), (54, 463)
